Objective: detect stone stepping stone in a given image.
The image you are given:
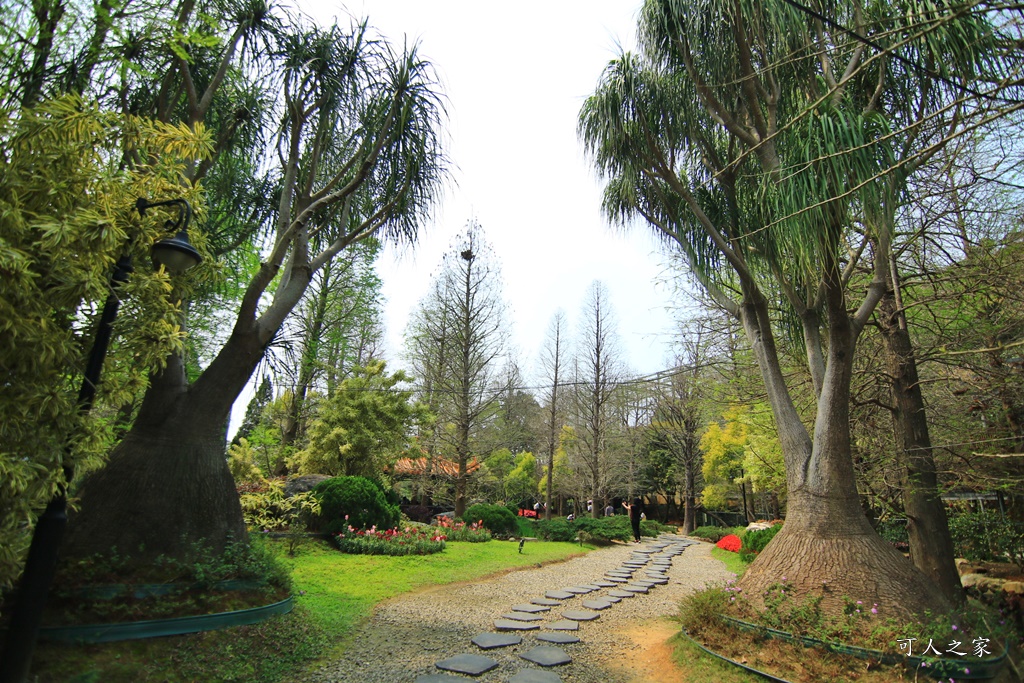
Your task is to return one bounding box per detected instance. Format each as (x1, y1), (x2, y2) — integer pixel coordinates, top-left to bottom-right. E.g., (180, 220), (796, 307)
(623, 584), (649, 593)
(415, 675), (470, 683)
(520, 646), (572, 667)
(472, 633), (523, 649)
(594, 580), (617, 587)
(604, 595), (622, 603)
(582, 599), (612, 610)
(547, 620), (579, 631)
(561, 586), (594, 594)
(502, 612), (544, 622)
(561, 609), (600, 621)
(512, 603), (551, 613)
(645, 577), (669, 585)
(608, 589), (635, 598)
(544, 590), (574, 600)
(623, 562), (646, 568)
(580, 584), (603, 590)
(536, 632), (581, 644)
(495, 619), (541, 631)
(631, 580), (658, 587)
(435, 653), (499, 676)
(604, 576), (629, 583)
(532, 597), (561, 606)
(510, 670), (563, 683)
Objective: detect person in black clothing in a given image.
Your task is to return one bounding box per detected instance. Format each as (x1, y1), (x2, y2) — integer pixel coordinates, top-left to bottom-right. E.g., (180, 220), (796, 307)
(622, 497), (643, 543)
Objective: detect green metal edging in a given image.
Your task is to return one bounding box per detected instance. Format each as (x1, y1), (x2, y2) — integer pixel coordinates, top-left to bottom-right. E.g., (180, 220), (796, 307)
(681, 629), (794, 682)
(38, 596), (293, 644)
(718, 614), (1007, 680)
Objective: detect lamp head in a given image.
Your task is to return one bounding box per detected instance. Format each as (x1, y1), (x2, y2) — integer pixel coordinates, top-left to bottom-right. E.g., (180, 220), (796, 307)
(136, 197), (203, 273)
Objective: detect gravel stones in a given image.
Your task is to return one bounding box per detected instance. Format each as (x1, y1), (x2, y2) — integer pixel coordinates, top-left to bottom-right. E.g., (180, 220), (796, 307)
(509, 670), (563, 683)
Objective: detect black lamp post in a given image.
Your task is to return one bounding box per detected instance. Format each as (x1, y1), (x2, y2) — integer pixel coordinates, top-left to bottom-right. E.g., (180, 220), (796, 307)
(0, 198), (201, 683)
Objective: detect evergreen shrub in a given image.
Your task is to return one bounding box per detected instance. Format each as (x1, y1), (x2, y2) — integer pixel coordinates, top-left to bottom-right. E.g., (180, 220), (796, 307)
(691, 525), (730, 542)
(534, 518), (576, 542)
(462, 504), (518, 537)
(312, 476), (400, 534)
(740, 523), (782, 562)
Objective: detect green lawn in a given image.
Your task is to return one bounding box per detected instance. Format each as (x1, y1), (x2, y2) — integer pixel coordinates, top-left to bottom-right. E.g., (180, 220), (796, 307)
(710, 546), (749, 578)
(29, 537), (591, 683)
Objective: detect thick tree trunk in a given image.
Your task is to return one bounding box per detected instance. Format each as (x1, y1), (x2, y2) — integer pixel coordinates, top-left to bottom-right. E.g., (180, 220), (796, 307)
(62, 322), (267, 568)
(877, 286), (964, 606)
(734, 277), (949, 619)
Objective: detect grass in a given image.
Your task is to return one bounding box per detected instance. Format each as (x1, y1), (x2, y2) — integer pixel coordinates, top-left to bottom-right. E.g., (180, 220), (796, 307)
(670, 631), (761, 682)
(29, 537), (591, 683)
(711, 545), (749, 578)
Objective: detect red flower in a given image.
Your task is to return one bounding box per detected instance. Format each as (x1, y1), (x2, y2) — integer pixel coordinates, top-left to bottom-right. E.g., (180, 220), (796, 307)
(716, 534), (742, 553)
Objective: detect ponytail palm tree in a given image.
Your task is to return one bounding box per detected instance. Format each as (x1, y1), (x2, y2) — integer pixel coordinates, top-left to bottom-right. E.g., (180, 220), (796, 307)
(63, 19), (448, 567)
(580, 0), (1017, 616)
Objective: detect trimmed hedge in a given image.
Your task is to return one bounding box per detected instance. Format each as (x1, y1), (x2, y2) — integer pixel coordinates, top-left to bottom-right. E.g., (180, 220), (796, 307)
(462, 504), (518, 537)
(532, 516), (669, 544)
(312, 476), (400, 534)
(691, 525), (731, 542)
(740, 524), (782, 562)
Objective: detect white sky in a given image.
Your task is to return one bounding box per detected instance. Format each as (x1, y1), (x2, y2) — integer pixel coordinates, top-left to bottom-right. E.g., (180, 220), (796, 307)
(302, 0), (684, 382)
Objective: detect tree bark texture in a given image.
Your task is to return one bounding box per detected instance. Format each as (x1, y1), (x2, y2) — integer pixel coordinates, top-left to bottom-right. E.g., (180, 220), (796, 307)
(877, 286), (964, 606)
(734, 277), (949, 619)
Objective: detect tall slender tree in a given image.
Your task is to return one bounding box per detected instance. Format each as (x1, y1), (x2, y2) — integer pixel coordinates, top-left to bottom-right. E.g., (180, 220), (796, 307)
(539, 310), (568, 520)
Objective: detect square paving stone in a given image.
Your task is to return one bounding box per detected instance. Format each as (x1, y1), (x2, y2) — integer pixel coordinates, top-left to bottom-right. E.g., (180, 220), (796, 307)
(512, 603), (551, 613)
(435, 653), (499, 676)
(510, 670), (563, 683)
(582, 599), (612, 610)
(532, 597), (561, 606)
(561, 609), (600, 621)
(415, 675), (471, 683)
(502, 612), (544, 621)
(520, 646), (572, 667)
(544, 590), (575, 600)
(623, 585), (649, 593)
(547, 620), (579, 631)
(608, 589), (635, 598)
(472, 633), (522, 649)
(536, 632), (581, 644)
(495, 619), (541, 631)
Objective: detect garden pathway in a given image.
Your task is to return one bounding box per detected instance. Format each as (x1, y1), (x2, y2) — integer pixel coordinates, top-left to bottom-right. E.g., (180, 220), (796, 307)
(301, 534), (733, 683)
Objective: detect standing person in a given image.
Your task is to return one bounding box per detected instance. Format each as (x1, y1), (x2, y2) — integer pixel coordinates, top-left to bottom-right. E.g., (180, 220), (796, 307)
(622, 498), (643, 543)
(604, 502), (614, 517)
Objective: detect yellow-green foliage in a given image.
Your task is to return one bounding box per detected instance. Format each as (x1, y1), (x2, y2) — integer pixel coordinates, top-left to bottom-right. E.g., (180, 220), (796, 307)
(700, 404), (785, 510)
(0, 96), (213, 589)
(239, 480), (321, 532)
(228, 437), (269, 485)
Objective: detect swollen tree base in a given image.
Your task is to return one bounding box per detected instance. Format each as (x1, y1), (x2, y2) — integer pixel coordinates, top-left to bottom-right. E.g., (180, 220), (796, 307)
(738, 521), (951, 620)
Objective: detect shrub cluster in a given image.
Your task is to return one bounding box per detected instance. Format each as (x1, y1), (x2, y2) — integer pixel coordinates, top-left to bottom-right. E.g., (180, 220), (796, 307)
(740, 524), (782, 563)
(312, 476), (400, 534)
(531, 516), (666, 544)
(333, 524), (446, 555)
(462, 504), (518, 537)
(239, 478), (320, 532)
(949, 510), (1024, 568)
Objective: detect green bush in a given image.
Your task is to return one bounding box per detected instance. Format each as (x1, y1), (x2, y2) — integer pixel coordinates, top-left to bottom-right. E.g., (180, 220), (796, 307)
(740, 523), (782, 563)
(534, 518), (577, 542)
(515, 516), (537, 538)
(462, 504), (519, 537)
(312, 476), (400, 534)
(640, 519), (674, 536)
(949, 510), (1024, 567)
(574, 516), (633, 543)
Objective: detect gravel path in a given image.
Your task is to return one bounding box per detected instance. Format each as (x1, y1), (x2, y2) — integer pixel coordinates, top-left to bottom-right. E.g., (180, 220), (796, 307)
(300, 536), (732, 683)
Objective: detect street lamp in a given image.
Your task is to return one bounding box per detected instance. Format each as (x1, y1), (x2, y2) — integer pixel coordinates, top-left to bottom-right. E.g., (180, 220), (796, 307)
(0, 198), (202, 683)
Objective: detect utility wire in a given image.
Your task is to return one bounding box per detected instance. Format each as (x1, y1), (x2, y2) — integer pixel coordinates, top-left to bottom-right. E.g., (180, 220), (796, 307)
(779, 0), (1024, 104)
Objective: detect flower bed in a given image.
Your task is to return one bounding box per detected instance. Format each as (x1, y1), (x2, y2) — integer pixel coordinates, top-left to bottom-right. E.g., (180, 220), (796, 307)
(716, 534), (742, 553)
(436, 517), (492, 542)
(334, 522), (446, 556)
